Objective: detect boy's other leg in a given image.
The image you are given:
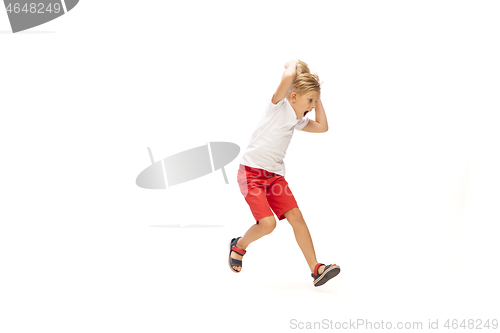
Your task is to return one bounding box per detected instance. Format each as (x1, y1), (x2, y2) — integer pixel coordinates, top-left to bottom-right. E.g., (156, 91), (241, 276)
(230, 215), (276, 272)
(284, 208), (325, 275)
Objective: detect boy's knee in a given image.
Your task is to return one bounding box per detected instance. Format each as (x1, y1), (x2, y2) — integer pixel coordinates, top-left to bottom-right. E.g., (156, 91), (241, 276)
(284, 207), (303, 221)
(258, 216), (276, 234)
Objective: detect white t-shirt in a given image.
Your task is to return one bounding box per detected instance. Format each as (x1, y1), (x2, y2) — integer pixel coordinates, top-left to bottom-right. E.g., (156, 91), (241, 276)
(240, 97), (309, 176)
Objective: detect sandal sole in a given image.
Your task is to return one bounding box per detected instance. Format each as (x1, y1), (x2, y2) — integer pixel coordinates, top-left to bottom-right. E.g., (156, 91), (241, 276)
(314, 265), (340, 287)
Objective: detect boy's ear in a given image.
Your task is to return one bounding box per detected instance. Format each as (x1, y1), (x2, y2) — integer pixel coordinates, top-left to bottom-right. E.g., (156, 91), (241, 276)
(290, 92), (297, 103)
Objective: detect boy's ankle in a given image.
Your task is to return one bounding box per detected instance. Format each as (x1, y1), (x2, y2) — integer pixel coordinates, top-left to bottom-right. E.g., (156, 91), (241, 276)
(310, 263), (321, 274)
(236, 238), (246, 250)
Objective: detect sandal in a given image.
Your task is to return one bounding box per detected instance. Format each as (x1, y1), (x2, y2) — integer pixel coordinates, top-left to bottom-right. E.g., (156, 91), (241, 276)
(228, 237), (246, 273)
(312, 263), (340, 287)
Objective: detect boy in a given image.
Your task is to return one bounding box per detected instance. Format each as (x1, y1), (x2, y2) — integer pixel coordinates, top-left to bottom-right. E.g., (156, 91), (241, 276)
(228, 59), (340, 287)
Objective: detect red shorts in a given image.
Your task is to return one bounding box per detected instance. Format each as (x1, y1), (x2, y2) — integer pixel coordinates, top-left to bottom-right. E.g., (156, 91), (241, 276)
(237, 164), (298, 223)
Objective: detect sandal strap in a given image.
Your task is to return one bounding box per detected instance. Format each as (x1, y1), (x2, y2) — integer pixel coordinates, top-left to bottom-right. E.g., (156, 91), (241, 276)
(314, 263), (325, 277)
(231, 237), (247, 256)
(231, 246), (246, 256)
(229, 258), (243, 266)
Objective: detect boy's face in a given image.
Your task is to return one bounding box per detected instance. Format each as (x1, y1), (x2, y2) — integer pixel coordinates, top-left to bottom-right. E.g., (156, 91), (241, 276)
(290, 90), (320, 119)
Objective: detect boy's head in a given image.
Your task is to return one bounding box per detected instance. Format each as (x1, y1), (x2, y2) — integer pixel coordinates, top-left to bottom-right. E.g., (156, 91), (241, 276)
(287, 60), (322, 119)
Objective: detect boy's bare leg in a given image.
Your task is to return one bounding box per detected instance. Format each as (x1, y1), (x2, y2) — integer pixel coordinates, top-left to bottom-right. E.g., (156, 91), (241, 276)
(283, 208), (325, 275)
(230, 215), (276, 272)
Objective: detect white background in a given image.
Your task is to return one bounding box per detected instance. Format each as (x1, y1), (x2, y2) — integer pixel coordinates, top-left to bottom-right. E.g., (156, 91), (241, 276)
(1, 1), (499, 332)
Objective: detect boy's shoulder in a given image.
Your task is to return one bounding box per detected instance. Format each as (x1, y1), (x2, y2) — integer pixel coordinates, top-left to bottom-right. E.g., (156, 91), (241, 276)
(265, 96), (286, 116)
(269, 96), (288, 108)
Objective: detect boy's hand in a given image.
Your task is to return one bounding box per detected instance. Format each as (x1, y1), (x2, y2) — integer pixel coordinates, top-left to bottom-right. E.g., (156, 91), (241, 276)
(284, 59), (298, 69)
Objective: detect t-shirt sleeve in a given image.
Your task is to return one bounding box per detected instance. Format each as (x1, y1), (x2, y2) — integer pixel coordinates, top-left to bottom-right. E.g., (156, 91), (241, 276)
(294, 117), (310, 131)
(266, 96), (285, 115)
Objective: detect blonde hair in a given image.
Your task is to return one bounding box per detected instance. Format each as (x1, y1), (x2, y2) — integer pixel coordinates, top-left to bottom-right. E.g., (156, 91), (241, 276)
(289, 59), (322, 97)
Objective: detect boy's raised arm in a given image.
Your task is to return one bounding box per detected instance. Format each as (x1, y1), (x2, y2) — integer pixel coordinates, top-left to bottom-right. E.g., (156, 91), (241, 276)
(272, 60), (297, 104)
(302, 98), (328, 133)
